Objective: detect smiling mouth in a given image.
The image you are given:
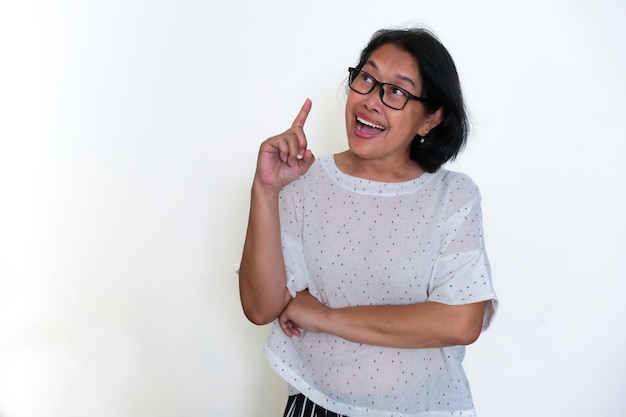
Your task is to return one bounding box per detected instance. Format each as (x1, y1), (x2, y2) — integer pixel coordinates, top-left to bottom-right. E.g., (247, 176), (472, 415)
(356, 116), (386, 132)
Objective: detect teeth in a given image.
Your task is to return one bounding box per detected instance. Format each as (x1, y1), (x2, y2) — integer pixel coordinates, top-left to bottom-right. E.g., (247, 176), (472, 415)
(357, 117), (385, 130)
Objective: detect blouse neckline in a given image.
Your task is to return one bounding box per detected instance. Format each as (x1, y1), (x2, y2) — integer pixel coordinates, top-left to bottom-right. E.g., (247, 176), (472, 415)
(320, 154), (438, 196)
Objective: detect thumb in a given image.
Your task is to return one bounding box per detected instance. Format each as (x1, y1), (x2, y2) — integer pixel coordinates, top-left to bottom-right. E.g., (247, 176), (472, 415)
(299, 149), (315, 170)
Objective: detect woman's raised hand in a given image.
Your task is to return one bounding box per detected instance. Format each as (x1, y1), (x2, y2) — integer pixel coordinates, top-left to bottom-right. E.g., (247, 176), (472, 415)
(254, 99), (315, 190)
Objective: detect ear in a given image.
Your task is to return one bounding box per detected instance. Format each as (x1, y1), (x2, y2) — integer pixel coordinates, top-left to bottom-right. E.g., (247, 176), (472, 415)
(419, 106), (445, 136)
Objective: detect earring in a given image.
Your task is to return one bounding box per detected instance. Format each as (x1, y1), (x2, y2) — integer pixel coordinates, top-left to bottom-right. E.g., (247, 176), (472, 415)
(419, 138), (425, 144)
(420, 129), (429, 144)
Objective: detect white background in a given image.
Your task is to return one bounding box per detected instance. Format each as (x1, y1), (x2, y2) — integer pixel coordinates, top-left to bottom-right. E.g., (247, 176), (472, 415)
(1, 1), (625, 416)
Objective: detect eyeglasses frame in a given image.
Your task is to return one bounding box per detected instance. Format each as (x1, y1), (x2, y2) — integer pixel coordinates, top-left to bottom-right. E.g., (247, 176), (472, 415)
(347, 67), (439, 110)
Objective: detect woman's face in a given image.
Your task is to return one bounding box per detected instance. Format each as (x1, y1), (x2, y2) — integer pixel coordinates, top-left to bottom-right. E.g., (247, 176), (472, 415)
(345, 43), (440, 166)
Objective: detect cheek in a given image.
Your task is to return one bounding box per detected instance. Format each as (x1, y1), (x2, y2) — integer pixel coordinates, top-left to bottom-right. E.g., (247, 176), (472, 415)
(344, 100), (354, 134)
(345, 91), (359, 111)
(401, 109), (427, 137)
(344, 93), (360, 122)
(389, 113), (422, 138)
(344, 101), (351, 125)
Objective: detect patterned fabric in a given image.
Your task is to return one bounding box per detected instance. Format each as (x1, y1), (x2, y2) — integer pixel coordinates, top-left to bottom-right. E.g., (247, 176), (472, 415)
(284, 394), (346, 417)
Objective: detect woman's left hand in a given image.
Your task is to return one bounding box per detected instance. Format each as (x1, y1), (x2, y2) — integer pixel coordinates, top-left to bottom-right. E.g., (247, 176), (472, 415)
(279, 290), (329, 338)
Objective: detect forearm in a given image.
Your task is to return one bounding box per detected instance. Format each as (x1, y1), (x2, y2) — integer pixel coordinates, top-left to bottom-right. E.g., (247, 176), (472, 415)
(239, 183), (291, 325)
(318, 301), (486, 349)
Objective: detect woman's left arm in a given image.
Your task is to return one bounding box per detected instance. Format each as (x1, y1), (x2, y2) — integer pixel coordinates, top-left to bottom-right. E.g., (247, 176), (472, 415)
(279, 291), (487, 349)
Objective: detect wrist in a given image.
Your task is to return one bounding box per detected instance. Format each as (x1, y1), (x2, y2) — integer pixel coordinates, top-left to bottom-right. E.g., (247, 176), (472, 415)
(251, 179), (282, 198)
(318, 304), (336, 335)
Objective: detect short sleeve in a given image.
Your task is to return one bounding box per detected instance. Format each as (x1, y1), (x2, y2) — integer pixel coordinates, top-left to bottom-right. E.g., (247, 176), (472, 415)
(427, 176), (498, 329)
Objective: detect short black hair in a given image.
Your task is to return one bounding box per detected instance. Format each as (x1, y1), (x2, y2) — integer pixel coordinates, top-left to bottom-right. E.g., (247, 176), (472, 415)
(354, 27), (469, 172)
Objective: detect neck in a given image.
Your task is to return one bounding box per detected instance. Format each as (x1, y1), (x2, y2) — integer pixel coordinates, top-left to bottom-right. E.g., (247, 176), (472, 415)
(334, 151), (424, 182)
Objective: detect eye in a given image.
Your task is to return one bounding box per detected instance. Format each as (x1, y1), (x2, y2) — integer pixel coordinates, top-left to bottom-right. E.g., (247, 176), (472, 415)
(360, 72), (374, 84)
(390, 86), (408, 97)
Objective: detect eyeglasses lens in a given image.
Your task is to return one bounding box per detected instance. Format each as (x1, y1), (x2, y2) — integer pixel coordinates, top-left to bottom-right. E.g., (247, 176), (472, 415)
(349, 69), (409, 110)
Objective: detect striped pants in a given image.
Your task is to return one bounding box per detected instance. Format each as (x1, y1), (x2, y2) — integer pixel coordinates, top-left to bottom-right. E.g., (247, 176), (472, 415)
(283, 394), (347, 417)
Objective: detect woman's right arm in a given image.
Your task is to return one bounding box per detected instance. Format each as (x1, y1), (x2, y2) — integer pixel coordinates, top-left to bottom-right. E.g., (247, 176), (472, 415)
(239, 182), (292, 325)
(238, 99), (315, 325)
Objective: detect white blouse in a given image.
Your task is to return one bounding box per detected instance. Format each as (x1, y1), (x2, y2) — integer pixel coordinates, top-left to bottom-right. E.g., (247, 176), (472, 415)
(263, 155), (498, 417)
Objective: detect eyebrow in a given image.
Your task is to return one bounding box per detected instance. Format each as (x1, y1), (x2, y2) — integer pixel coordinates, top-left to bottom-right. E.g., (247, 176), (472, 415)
(363, 60), (417, 89)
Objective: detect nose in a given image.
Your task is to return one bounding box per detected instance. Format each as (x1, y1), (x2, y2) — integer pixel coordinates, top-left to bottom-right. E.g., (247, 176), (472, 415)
(363, 84), (384, 111)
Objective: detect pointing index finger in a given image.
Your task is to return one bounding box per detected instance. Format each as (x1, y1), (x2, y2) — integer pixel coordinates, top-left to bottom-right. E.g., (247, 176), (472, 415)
(291, 98), (312, 128)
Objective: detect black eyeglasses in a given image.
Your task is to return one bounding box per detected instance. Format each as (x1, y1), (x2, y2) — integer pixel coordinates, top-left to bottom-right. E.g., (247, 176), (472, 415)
(348, 67), (438, 110)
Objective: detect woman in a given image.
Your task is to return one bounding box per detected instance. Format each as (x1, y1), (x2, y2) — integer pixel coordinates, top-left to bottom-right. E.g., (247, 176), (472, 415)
(239, 27), (498, 417)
